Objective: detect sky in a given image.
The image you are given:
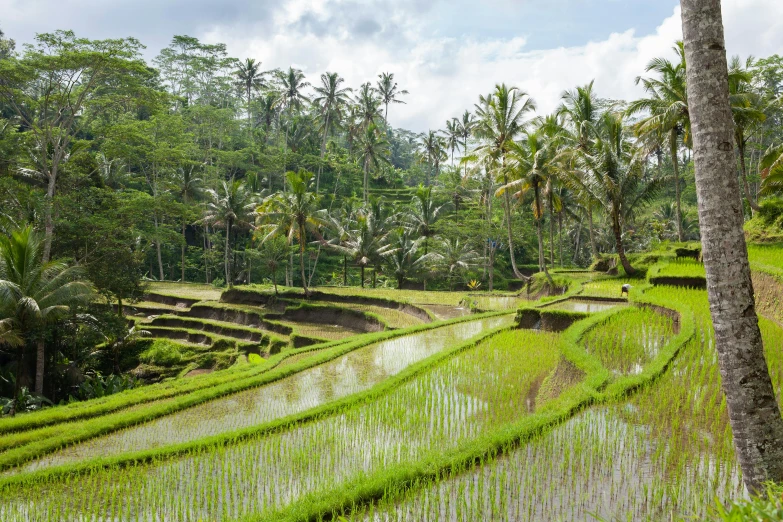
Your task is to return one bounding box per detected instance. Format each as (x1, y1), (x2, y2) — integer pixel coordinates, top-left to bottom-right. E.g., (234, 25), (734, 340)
(2, 0), (783, 132)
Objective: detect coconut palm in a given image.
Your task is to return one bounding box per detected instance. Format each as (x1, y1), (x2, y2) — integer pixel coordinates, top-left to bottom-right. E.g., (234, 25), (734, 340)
(358, 124), (391, 203)
(729, 56), (768, 212)
(325, 211), (388, 288)
(681, 0), (783, 492)
(473, 84), (536, 281)
(442, 119), (461, 166)
(173, 166), (204, 282)
(313, 72), (352, 194)
(577, 112), (664, 275)
(457, 111), (476, 178)
(256, 169), (329, 295)
(558, 81), (603, 259)
(276, 67), (310, 189)
(0, 226), (93, 400)
(419, 131), (446, 187)
(760, 143), (783, 195)
(380, 229), (427, 290)
(499, 130), (560, 285)
(428, 238), (479, 290)
(376, 72), (408, 123)
(355, 82), (383, 130)
(626, 43), (690, 242)
(202, 179), (257, 288)
(407, 185), (450, 290)
(234, 58), (267, 129)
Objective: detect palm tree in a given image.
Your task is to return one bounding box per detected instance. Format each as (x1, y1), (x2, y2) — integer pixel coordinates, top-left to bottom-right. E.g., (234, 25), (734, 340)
(407, 185), (450, 290)
(473, 84), (536, 281)
(760, 142), (783, 195)
(0, 226), (93, 400)
(355, 83), (383, 130)
(313, 72), (352, 195)
(381, 229), (427, 290)
(257, 169), (329, 295)
(577, 112), (663, 275)
(442, 119), (461, 166)
(729, 56), (768, 212)
(419, 131), (446, 186)
(500, 129), (560, 285)
(358, 124), (390, 203)
(234, 58), (267, 129)
(173, 166), (204, 282)
(276, 67), (310, 189)
(457, 111), (476, 179)
(376, 72), (408, 123)
(326, 211), (388, 288)
(428, 238), (479, 290)
(681, 0), (783, 492)
(627, 43), (690, 242)
(558, 81), (602, 259)
(257, 236), (289, 295)
(202, 179), (257, 288)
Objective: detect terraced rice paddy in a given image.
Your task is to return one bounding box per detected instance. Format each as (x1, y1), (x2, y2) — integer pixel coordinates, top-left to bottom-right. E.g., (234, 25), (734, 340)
(546, 298), (626, 313)
(1, 321), (556, 521)
(19, 316), (512, 471)
(4, 266), (783, 522)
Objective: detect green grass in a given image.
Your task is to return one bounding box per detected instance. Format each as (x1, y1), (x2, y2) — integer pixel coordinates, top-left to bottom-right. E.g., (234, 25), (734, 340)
(144, 281), (223, 301)
(654, 258), (706, 278)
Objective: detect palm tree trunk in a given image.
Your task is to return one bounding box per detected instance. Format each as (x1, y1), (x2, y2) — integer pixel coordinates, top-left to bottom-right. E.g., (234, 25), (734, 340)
(343, 256), (348, 286)
(317, 113), (330, 195)
(573, 221), (582, 265)
(299, 224), (308, 295)
(670, 129), (684, 242)
(204, 224), (211, 284)
(739, 140), (760, 213)
(363, 157), (370, 203)
(361, 265), (365, 289)
(548, 191), (555, 268)
(588, 206), (597, 259)
(558, 212), (564, 268)
(682, 0), (783, 493)
(534, 184), (554, 286)
(225, 221), (232, 288)
(501, 165), (525, 281)
(35, 340), (45, 396)
(154, 214), (164, 281)
(181, 221), (187, 282)
(612, 213), (634, 275)
(42, 169), (57, 264)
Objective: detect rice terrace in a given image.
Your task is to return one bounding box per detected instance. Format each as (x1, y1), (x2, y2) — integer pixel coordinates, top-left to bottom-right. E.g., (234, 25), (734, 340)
(2, 0), (783, 520)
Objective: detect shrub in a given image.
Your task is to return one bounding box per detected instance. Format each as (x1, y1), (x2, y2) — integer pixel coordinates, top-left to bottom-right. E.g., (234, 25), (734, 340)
(139, 340), (184, 366)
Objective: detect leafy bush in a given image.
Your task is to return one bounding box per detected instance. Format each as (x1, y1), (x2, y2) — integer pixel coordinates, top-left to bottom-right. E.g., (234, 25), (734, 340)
(73, 373), (138, 401)
(0, 387), (52, 416)
(713, 483), (783, 521)
(139, 340), (184, 366)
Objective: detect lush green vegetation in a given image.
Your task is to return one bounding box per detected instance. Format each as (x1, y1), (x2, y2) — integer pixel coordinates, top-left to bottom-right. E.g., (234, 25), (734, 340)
(2, 12), (783, 522)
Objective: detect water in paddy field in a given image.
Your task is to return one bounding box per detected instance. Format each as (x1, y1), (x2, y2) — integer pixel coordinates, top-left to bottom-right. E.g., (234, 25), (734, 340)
(20, 315), (513, 472)
(421, 304), (471, 320)
(547, 299), (626, 313)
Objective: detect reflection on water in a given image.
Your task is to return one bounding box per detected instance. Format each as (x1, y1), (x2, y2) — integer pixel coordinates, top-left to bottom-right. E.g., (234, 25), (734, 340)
(547, 299), (625, 313)
(23, 315), (513, 471)
(422, 304), (471, 320)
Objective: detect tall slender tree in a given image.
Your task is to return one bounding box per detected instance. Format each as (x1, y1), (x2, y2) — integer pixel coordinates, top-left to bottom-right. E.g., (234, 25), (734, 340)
(313, 72), (352, 194)
(681, 0), (783, 493)
(376, 72), (408, 123)
(234, 58), (266, 130)
(358, 124), (390, 203)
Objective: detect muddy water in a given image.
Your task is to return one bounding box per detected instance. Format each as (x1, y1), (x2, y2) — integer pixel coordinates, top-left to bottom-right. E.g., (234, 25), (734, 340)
(547, 299), (626, 313)
(22, 315), (513, 472)
(422, 304), (471, 320)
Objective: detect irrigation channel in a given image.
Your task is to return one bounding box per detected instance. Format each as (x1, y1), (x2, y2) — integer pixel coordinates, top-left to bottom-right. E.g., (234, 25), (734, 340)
(17, 315), (513, 472)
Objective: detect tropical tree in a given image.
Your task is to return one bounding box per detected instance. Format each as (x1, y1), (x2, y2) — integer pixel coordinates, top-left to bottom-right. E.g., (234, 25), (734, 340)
(257, 236), (289, 295)
(0, 226), (93, 400)
(358, 124), (390, 203)
(681, 0), (783, 493)
(234, 58), (267, 129)
(627, 43), (690, 242)
(313, 72), (352, 194)
(0, 31), (148, 262)
(577, 112), (663, 275)
(202, 179), (257, 288)
(381, 229), (427, 290)
(729, 56), (768, 212)
(428, 238), (479, 290)
(407, 185), (450, 290)
(173, 166), (204, 282)
(419, 131), (446, 187)
(443, 119), (461, 166)
(473, 84), (536, 280)
(276, 67), (310, 186)
(325, 211), (388, 288)
(499, 129), (560, 285)
(355, 83), (383, 130)
(760, 142), (783, 195)
(457, 111), (476, 178)
(559, 81), (604, 259)
(256, 169), (328, 295)
(376, 72), (408, 123)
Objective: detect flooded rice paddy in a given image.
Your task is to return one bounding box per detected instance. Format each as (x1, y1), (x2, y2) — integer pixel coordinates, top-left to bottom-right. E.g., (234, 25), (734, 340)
(20, 315), (512, 472)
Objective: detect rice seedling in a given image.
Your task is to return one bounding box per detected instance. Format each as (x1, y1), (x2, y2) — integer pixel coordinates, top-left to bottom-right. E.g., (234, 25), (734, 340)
(654, 258), (706, 279)
(0, 325), (563, 521)
(16, 316), (513, 472)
